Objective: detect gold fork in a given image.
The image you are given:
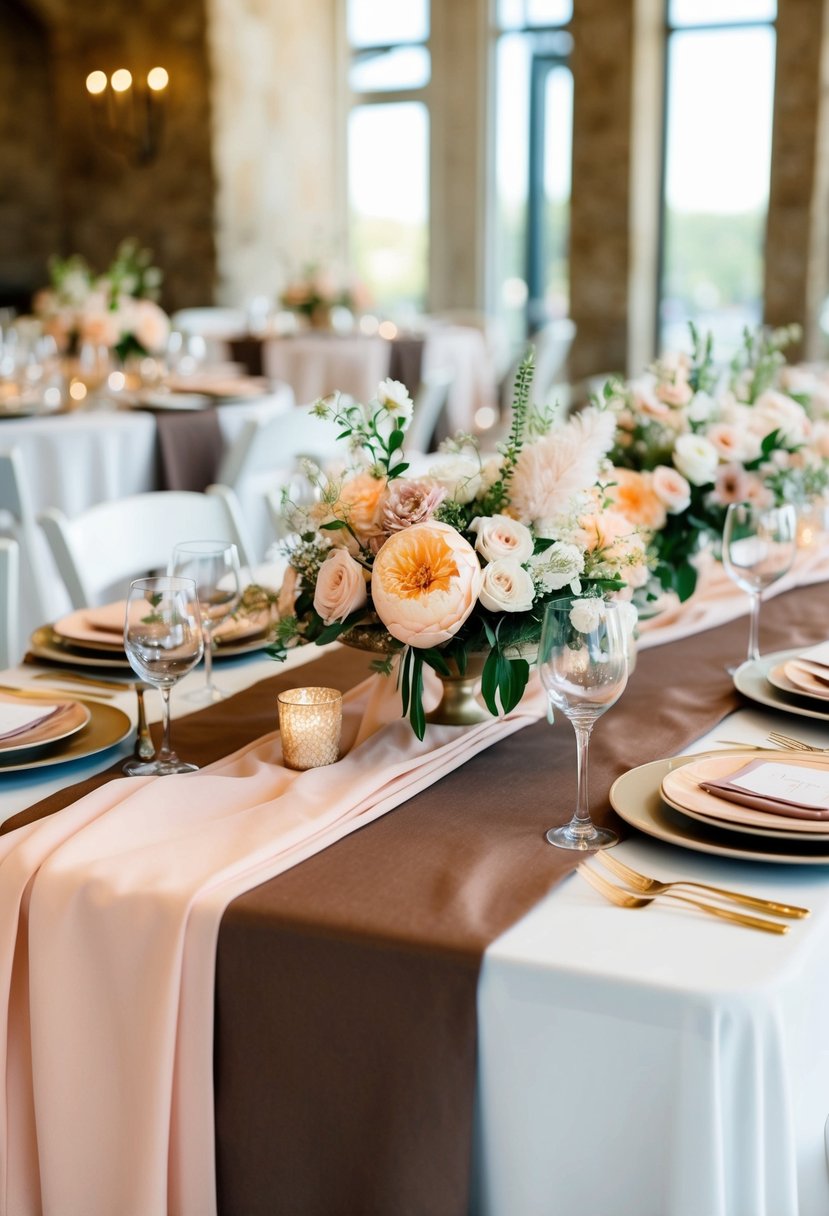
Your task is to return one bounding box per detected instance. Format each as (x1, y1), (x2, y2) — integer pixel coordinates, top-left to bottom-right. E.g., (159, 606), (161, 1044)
(596, 850), (809, 919)
(767, 731), (828, 754)
(578, 864), (789, 934)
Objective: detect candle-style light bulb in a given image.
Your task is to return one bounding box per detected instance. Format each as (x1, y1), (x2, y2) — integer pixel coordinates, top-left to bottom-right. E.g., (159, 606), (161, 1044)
(86, 70), (108, 96)
(110, 68), (133, 93)
(147, 66), (169, 92)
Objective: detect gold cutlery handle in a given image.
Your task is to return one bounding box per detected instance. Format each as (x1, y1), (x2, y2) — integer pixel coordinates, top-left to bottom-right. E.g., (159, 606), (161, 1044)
(669, 893), (789, 934)
(677, 881), (809, 919)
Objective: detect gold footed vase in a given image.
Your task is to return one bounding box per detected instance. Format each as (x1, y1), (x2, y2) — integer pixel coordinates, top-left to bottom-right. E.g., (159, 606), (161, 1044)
(341, 626), (491, 727)
(425, 654), (489, 726)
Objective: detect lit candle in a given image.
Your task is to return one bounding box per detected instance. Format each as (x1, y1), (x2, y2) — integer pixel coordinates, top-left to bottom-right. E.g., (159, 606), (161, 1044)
(277, 687), (342, 771)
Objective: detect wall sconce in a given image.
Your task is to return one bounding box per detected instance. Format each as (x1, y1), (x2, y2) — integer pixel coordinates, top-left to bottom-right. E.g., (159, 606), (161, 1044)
(85, 67), (169, 166)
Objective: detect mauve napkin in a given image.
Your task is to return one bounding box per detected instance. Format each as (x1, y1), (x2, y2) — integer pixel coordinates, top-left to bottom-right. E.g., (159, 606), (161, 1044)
(701, 758), (829, 820)
(0, 703), (63, 742)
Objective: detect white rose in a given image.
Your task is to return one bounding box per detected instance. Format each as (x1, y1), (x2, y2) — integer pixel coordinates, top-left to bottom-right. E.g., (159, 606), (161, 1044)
(469, 514), (534, 563)
(313, 549), (367, 624)
(686, 391), (716, 424)
(428, 456), (488, 504)
(478, 558), (535, 613)
(651, 465), (691, 514)
(672, 433), (718, 486)
(569, 598), (603, 634)
(376, 378), (414, 422)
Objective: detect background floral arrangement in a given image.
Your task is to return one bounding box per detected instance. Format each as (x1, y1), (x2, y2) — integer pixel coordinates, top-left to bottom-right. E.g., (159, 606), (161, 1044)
(34, 238), (169, 360)
(600, 323), (829, 606)
(279, 262), (369, 327)
(271, 358), (646, 737)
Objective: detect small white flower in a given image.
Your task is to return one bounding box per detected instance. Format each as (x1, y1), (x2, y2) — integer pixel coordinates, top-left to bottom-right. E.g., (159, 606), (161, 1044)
(478, 558), (535, 613)
(686, 391), (716, 424)
(569, 598), (603, 634)
(528, 542), (585, 593)
(376, 378), (414, 422)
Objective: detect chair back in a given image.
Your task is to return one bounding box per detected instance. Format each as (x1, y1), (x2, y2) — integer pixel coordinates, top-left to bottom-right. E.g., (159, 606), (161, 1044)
(0, 447), (50, 627)
(216, 405), (344, 560)
(38, 486), (255, 610)
(500, 318), (576, 413)
(0, 537), (19, 670)
(406, 370), (453, 454)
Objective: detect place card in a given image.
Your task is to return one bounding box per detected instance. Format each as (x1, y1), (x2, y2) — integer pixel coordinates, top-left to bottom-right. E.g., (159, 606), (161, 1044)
(277, 687), (342, 771)
(701, 759), (829, 819)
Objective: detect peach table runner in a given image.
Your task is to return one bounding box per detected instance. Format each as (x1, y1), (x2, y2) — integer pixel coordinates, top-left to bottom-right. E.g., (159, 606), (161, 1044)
(0, 656), (545, 1216)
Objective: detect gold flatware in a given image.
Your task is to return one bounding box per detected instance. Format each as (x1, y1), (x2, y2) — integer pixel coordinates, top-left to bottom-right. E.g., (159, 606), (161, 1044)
(596, 850), (809, 919)
(578, 863), (789, 934)
(0, 683), (114, 703)
(33, 671), (137, 693)
(134, 685), (155, 761)
(767, 731), (828, 754)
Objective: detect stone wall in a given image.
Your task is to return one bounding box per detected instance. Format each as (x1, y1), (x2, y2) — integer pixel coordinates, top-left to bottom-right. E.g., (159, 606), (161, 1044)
(0, 0), (60, 308)
(206, 0), (341, 306)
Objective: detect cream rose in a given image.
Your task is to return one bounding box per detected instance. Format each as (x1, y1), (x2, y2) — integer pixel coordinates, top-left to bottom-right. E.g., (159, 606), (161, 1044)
(469, 514), (534, 564)
(313, 549), (367, 624)
(652, 465), (691, 514)
(672, 433), (718, 486)
(371, 520), (483, 648)
(478, 558), (535, 613)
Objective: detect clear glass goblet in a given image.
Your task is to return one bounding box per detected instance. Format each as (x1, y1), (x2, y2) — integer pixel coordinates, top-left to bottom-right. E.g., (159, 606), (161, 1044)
(722, 501), (797, 665)
(169, 540), (242, 704)
(123, 576), (204, 776)
(538, 597), (629, 851)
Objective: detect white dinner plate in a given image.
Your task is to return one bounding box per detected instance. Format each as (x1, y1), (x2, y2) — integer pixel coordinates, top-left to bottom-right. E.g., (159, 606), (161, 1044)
(733, 649), (829, 724)
(609, 752), (829, 864)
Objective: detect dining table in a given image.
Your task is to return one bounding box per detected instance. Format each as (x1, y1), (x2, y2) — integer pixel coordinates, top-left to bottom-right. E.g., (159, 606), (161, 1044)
(1, 555), (829, 1215)
(0, 384), (294, 662)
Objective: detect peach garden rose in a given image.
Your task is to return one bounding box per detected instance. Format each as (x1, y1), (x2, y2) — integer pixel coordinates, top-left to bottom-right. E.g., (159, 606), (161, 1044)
(371, 521), (483, 648)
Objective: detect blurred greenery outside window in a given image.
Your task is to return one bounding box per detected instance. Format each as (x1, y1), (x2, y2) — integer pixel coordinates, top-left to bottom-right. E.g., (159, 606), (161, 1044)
(346, 0), (430, 320)
(659, 0), (777, 359)
(493, 1), (573, 348)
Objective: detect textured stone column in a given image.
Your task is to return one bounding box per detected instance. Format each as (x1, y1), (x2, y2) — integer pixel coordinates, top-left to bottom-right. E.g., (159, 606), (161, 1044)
(764, 0), (829, 359)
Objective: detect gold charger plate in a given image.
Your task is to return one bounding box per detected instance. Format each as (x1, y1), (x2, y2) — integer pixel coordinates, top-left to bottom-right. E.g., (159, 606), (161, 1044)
(0, 699), (131, 773)
(0, 695), (90, 757)
(30, 624), (275, 669)
(733, 649), (829, 723)
(609, 753), (829, 865)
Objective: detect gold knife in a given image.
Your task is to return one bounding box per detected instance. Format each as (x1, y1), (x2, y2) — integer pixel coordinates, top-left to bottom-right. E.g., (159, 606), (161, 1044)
(0, 683), (114, 702)
(33, 671), (138, 692)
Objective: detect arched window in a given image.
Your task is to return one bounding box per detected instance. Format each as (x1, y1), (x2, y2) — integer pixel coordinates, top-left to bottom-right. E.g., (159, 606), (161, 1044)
(659, 0), (777, 356)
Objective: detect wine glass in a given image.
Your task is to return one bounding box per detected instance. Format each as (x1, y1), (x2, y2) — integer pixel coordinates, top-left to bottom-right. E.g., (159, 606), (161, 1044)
(169, 540), (242, 703)
(123, 576), (204, 776)
(722, 501), (797, 665)
(538, 598), (629, 851)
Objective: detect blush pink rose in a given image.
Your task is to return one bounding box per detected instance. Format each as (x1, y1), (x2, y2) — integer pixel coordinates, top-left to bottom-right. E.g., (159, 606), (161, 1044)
(371, 521), (483, 648)
(313, 549), (367, 624)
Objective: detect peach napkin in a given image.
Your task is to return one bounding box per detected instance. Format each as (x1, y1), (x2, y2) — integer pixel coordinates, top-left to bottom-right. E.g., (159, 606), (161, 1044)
(0, 670), (545, 1216)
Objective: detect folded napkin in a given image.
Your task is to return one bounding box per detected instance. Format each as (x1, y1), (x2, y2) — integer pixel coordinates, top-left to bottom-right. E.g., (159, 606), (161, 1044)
(0, 670), (545, 1216)
(0, 702), (62, 743)
(55, 600), (262, 648)
(700, 758), (829, 820)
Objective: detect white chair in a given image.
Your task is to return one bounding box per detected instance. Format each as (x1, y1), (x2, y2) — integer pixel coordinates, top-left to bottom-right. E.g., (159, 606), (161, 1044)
(38, 486), (256, 610)
(0, 537), (19, 670)
(405, 370), (453, 454)
(216, 404), (344, 560)
(0, 446), (51, 630)
(500, 318), (577, 414)
(170, 308), (248, 339)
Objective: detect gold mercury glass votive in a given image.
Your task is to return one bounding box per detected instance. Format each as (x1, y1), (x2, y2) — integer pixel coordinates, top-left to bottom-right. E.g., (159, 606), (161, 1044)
(277, 687), (343, 771)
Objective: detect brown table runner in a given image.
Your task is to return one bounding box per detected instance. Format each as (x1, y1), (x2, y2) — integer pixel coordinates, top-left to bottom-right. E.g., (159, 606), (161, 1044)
(151, 407), (226, 491)
(6, 582), (829, 1214)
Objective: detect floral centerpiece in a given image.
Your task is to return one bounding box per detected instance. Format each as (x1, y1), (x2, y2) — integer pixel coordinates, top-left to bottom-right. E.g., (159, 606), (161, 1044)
(270, 358), (647, 737)
(34, 238), (170, 361)
(600, 323), (829, 607)
(279, 263), (368, 329)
